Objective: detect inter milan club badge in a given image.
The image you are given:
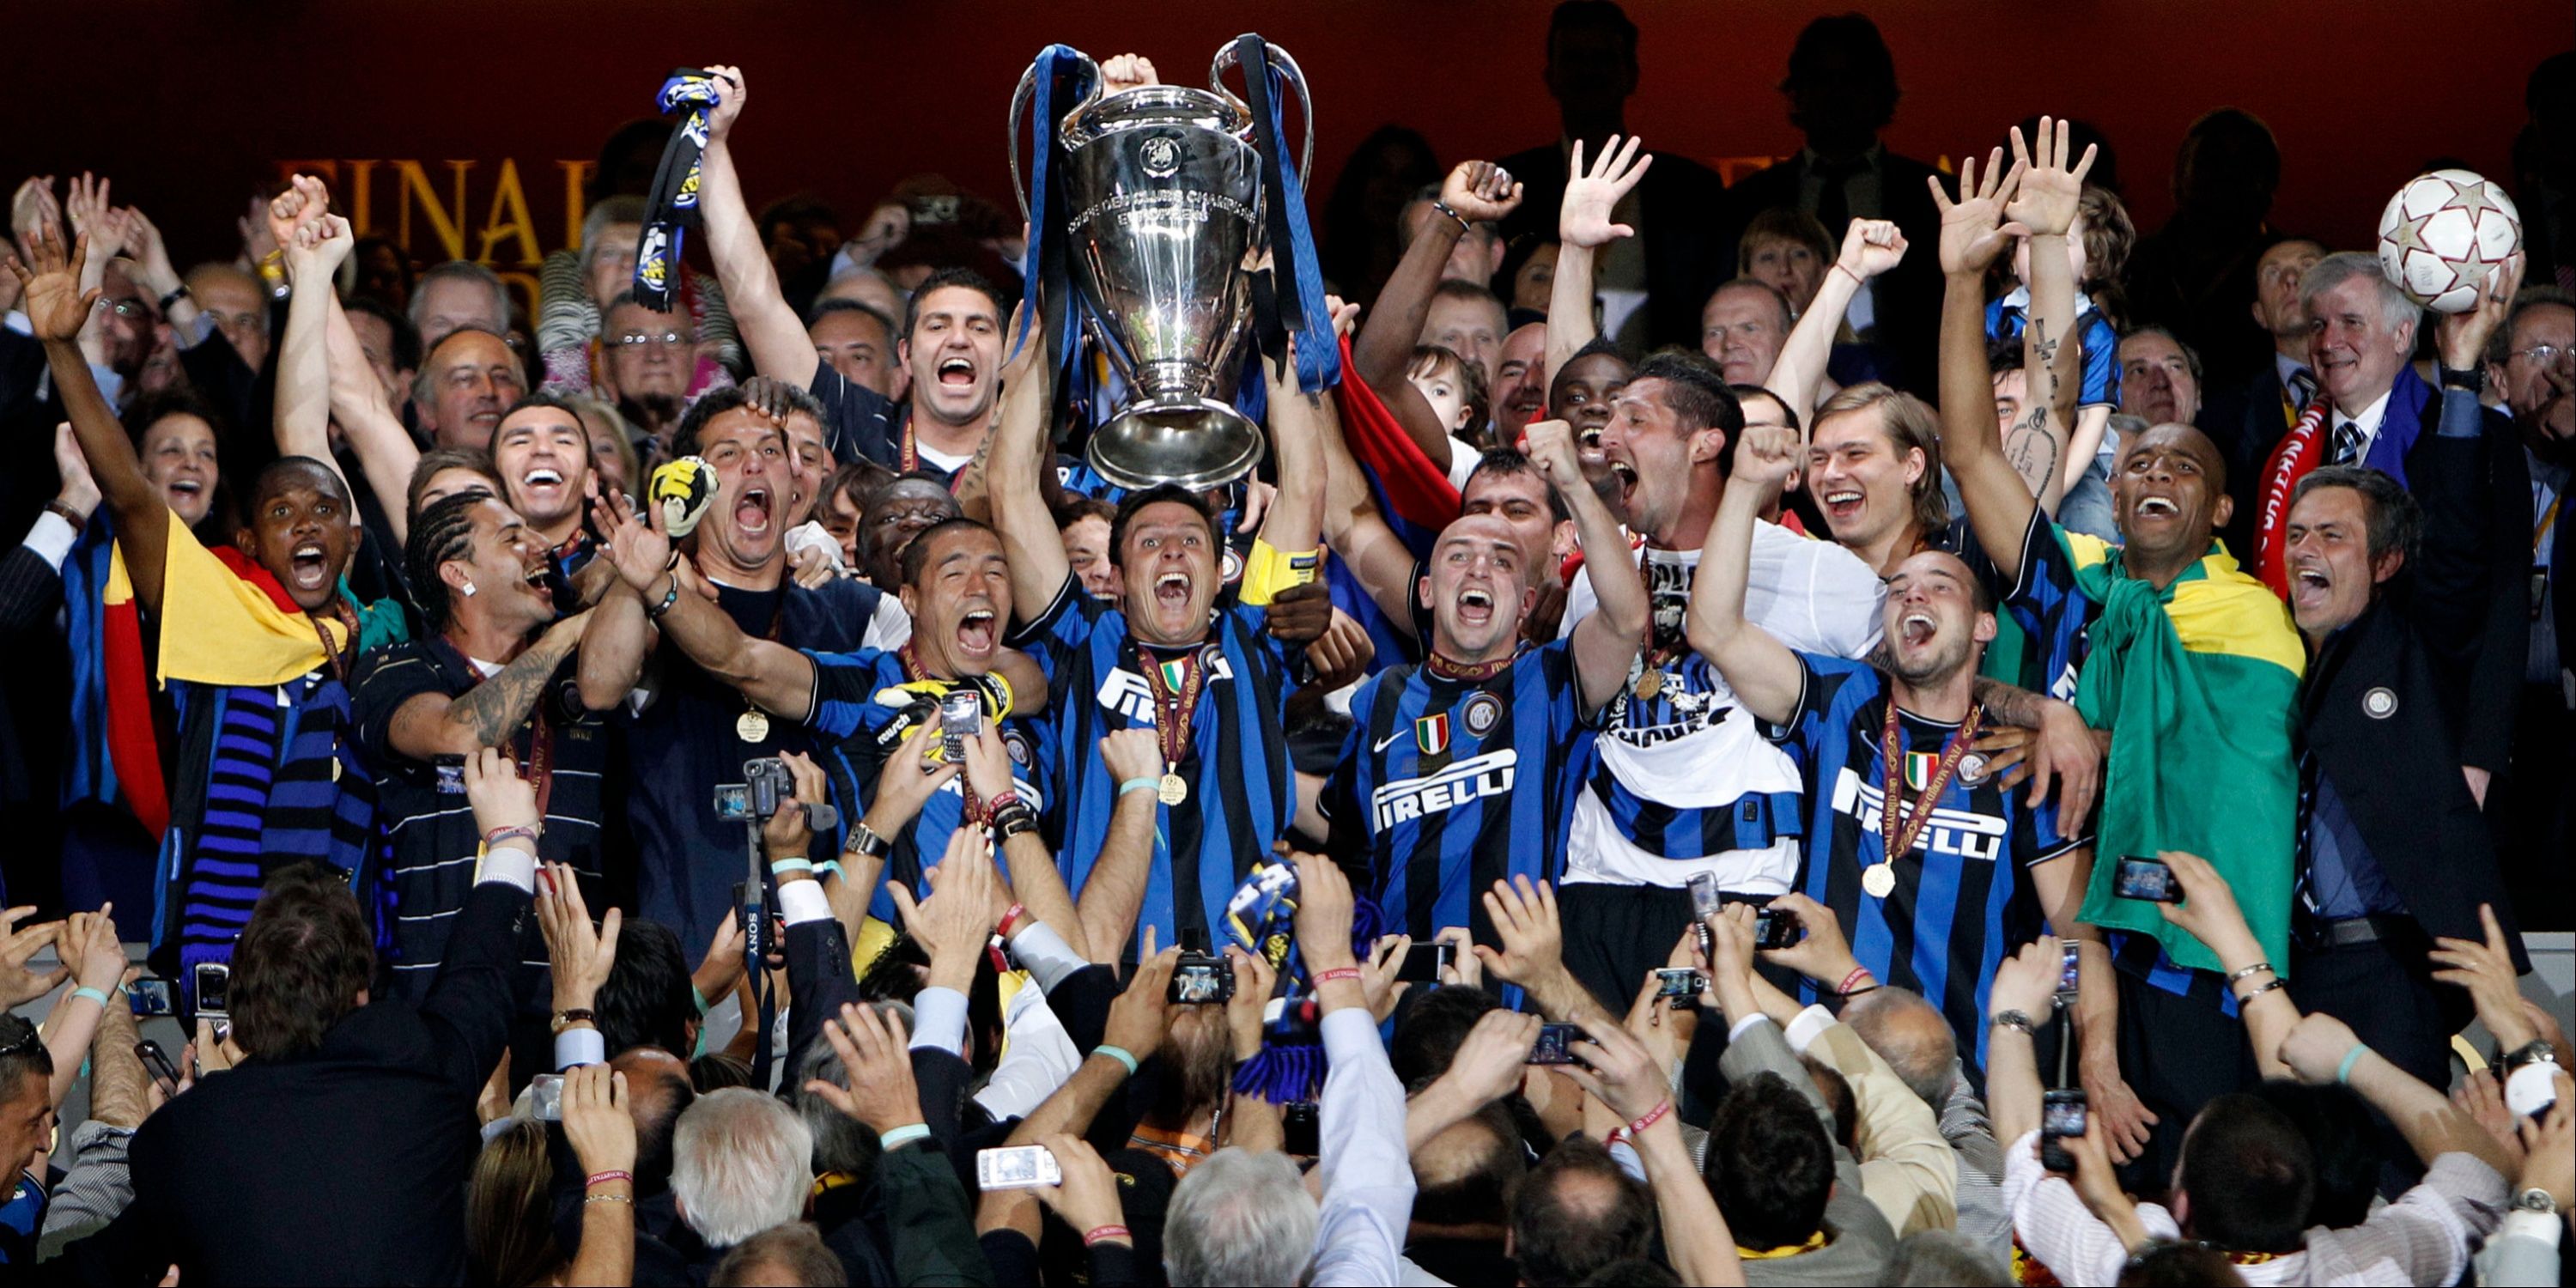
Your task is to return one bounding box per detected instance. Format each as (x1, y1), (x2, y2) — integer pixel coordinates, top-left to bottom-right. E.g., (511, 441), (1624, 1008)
(2362, 687), (2398, 720)
(1462, 692), (1503, 738)
(1956, 752), (1991, 787)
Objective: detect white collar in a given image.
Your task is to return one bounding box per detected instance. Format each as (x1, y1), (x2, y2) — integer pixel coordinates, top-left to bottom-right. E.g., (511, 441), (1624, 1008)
(2333, 387), (2394, 436)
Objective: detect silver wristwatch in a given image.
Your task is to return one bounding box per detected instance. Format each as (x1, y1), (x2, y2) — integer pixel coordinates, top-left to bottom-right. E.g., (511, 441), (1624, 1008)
(2514, 1188), (2561, 1217)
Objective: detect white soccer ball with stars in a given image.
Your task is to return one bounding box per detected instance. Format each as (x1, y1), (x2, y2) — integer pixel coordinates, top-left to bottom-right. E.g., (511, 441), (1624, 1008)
(2376, 168), (2521, 314)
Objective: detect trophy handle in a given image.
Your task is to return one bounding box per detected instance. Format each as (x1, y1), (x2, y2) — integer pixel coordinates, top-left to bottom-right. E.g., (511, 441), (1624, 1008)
(1008, 49), (1103, 223)
(1212, 39), (1312, 184)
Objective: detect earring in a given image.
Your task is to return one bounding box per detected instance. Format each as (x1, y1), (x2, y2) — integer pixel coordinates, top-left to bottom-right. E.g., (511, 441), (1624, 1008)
(461, 580), (477, 597)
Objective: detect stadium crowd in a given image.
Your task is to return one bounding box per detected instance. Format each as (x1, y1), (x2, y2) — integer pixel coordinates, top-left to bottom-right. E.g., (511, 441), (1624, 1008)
(0, 6), (2570, 1285)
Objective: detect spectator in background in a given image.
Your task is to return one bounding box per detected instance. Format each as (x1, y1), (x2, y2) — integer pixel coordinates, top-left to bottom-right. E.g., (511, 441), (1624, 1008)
(1724, 13), (1943, 392)
(2202, 236), (2325, 554)
(2125, 108), (2286, 390)
(1322, 124), (1443, 307)
(670, 1089), (815, 1262)
(2117, 326), (2202, 429)
(1496, 1), (1729, 352)
(2487, 286), (2573, 927)
(410, 259), (512, 353)
(413, 325), (526, 452)
(537, 195), (743, 396)
(1400, 185), (1508, 290)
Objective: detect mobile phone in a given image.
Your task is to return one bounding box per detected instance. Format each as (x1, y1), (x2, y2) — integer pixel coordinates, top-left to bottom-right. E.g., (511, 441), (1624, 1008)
(128, 978), (175, 1017)
(1397, 941), (1452, 984)
(192, 962), (231, 1018)
(940, 689), (982, 763)
(2112, 856), (2180, 902)
(2506, 1061), (2561, 1122)
(1752, 904), (1803, 951)
(1655, 967), (1706, 1001)
(1168, 954), (1235, 1005)
(1688, 872), (1723, 957)
(975, 1145), (1062, 1190)
(1528, 1022), (1580, 1066)
(2057, 938), (2081, 997)
(1283, 1101), (1321, 1156)
(530, 1073), (566, 1122)
(2039, 1089), (2088, 1172)
(135, 1040), (180, 1091)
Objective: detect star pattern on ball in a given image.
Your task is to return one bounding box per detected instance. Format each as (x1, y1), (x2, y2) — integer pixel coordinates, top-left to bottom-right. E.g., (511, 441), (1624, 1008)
(2442, 178), (2511, 222)
(2439, 242), (2496, 295)
(2385, 212), (2433, 257)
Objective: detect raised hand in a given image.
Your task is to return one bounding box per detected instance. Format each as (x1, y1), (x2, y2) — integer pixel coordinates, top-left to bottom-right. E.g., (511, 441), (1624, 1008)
(1989, 937), (2062, 1020)
(761, 750), (829, 861)
(461, 746), (539, 837)
(702, 64), (746, 143)
(1835, 217), (1908, 283)
(1433, 926), (1483, 989)
(1105, 946), (1179, 1061)
(1445, 1008), (1543, 1106)
(1729, 412), (1802, 501)
(0, 909), (66, 1007)
(805, 1001), (926, 1134)
(1474, 876), (1566, 987)
(1222, 945), (1277, 1060)
(1439, 160), (1524, 226)
(2438, 252), (2526, 372)
(2150, 850), (2259, 960)
(559, 1064), (637, 1176)
(9, 176), (59, 258)
(536, 860), (623, 1013)
(1759, 893), (1862, 988)
(867, 723), (963, 838)
(2004, 116), (2096, 241)
(1519, 418), (1588, 494)
(1928, 147), (2027, 277)
(1290, 849), (1358, 973)
(1100, 53), (1160, 95)
(2278, 1012), (2365, 1086)
(52, 422), (100, 522)
(1560, 135), (1650, 249)
(2428, 903), (2540, 1053)
(7, 224), (100, 343)
(69, 904), (129, 993)
(64, 173), (131, 264)
(1363, 933), (1412, 1024)
(592, 493), (672, 594)
(1564, 1012), (1668, 1123)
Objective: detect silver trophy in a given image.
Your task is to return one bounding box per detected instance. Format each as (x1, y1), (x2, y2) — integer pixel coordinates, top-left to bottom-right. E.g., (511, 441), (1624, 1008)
(1012, 43), (1312, 492)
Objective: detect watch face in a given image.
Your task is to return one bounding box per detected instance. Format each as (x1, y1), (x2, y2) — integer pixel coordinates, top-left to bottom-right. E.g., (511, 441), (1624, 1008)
(2518, 1188), (2559, 1213)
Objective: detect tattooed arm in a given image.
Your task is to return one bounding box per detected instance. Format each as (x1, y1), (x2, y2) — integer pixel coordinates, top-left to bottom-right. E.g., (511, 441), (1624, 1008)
(2001, 118), (2096, 516)
(387, 613), (592, 759)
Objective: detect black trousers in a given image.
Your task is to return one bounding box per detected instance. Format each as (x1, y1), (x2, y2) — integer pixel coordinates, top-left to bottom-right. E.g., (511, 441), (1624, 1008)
(2291, 921), (2456, 1195)
(2113, 967), (2261, 1198)
(1558, 882), (1699, 1013)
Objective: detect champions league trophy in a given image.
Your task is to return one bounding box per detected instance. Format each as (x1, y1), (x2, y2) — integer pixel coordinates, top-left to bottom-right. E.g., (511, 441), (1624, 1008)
(1011, 40), (1315, 491)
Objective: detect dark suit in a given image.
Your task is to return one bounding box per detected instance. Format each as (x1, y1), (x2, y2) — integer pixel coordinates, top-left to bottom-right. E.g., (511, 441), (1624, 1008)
(58, 877), (530, 1285)
(2292, 427), (2529, 1189)
(1722, 148), (1946, 394)
(2196, 361), (2302, 559)
(1494, 143), (1729, 353)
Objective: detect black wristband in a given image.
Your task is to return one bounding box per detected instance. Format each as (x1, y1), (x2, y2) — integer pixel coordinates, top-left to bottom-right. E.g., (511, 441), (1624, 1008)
(2439, 366), (2487, 394)
(159, 284), (191, 313)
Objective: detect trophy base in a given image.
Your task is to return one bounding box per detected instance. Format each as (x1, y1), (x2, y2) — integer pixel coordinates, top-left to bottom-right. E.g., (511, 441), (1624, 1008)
(1085, 397), (1267, 493)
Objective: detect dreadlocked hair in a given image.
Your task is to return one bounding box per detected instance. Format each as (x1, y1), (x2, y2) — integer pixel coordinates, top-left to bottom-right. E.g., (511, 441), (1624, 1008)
(409, 488), (495, 633)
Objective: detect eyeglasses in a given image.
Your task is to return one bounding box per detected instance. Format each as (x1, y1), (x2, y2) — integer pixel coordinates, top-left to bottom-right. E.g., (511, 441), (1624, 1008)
(614, 331), (691, 349)
(2510, 343), (2570, 368)
(104, 298), (152, 320)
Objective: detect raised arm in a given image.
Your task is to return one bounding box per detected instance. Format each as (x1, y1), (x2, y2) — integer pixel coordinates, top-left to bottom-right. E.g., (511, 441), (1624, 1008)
(2281, 1012), (2513, 1175)
(1929, 149), (2039, 581)
(1768, 219), (1905, 429)
(1542, 137), (1647, 392)
(1527, 417), (1643, 713)
(695, 64), (817, 383)
(1076, 731), (1164, 966)
(595, 494), (817, 718)
(270, 181), (355, 495)
(11, 229), (173, 613)
(386, 612), (593, 760)
(2154, 850), (2302, 1080)
(1312, 301), (1425, 631)
(1256, 345), (1325, 556)
(1352, 161), (1522, 473)
(1684, 420), (1807, 726)
(319, 291), (426, 543)
(987, 303), (1069, 622)
(2002, 119), (2095, 515)
(574, 524), (653, 713)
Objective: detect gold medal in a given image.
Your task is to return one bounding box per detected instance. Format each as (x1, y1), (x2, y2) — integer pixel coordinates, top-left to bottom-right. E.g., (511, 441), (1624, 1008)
(1862, 863), (1897, 899)
(1633, 667), (1664, 701)
(736, 708), (771, 743)
(1158, 772), (1189, 806)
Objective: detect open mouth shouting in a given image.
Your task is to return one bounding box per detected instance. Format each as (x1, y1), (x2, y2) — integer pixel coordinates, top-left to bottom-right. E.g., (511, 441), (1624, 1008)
(520, 465), (564, 495)
(1606, 457), (1639, 504)
(1154, 569), (1194, 613)
(1455, 586), (1497, 627)
(289, 540), (332, 593)
(1896, 610), (1935, 649)
(2288, 560), (2333, 613)
(937, 356), (976, 389)
(2130, 494), (2182, 526)
(956, 607), (999, 658)
(732, 483), (775, 538)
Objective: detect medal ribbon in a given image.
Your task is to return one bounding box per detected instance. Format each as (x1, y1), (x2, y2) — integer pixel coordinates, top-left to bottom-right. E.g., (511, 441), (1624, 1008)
(1877, 701), (1983, 866)
(1424, 647), (1517, 683)
(1143, 649), (1209, 779)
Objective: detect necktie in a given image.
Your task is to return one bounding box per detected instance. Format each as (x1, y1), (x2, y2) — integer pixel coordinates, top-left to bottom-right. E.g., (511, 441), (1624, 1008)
(1812, 156), (1867, 242)
(2289, 368), (2317, 413)
(2330, 418), (2366, 466)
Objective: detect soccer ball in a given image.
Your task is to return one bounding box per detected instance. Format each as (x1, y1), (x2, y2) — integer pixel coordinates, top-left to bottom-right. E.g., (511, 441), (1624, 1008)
(2376, 169), (2521, 314)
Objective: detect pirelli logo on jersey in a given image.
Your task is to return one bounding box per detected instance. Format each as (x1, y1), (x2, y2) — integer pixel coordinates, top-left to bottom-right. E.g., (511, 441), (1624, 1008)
(1096, 658), (1238, 726)
(1830, 766), (2008, 860)
(1373, 750), (1517, 831)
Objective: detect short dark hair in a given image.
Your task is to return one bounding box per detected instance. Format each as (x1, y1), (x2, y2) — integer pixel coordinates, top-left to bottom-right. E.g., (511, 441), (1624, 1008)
(1412, 1101), (1526, 1227)
(2293, 465), (2421, 568)
(1392, 984), (1504, 1087)
(2117, 1241), (2246, 1288)
(671, 386), (769, 459)
(498, 389), (588, 434)
(1704, 1072), (1836, 1249)
(1431, 278), (1508, 328)
(231, 863), (375, 1059)
(596, 918), (696, 1056)
(1627, 349), (1742, 439)
(407, 489), (499, 633)
(344, 295), (423, 374)
(1465, 447), (1573, 524)
(2178, 1092), (2316, 1254)
(1056, 495), (1117, 531)
(2245, 1079), (2379, 1230)
(713, 1223), (848, 1287)
(808, 296), (898, 343)
(123, 386), (228, 450)
(1108, 483), (1218, 572)
(1987, 334), (2026, 376)
(1783, 14), (1899, 129)
(896, 516), (996, 588)
(248, 454), (354, 512)
(1803, 1055), (1859, 1154)
(1548, 0), (1638, 59)
(901, 266), (1008, 342)
(1410, 344), (1492, 438)
(407, 447), (501, 522)
(1577, 1261), (1682, 1287)
(2120, 325), (2205, 387)
(0, 1014), (53, 1105)
(1512, 1136), (1654, 1286)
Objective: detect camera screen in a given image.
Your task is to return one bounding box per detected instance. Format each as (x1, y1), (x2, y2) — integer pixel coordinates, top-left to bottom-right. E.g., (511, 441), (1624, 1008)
(1169, 961), (1230, 1004)
(1528, 1024), (1576, 1065)
(2044, 1097), (2087, 1137)
(2114, 858), (2174, 901)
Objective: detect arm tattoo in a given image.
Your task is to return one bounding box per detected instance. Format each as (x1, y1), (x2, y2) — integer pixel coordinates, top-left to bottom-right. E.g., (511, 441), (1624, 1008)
(1972, 675), (2050, 728)
(445, 635), (570, 748)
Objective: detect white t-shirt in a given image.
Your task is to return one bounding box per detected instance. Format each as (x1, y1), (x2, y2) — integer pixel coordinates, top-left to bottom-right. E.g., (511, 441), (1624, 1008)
(1556, 522), (1884, 890)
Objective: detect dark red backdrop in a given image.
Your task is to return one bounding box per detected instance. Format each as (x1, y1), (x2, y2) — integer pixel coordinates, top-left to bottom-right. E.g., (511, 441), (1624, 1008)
(21, 1), (2564, 280)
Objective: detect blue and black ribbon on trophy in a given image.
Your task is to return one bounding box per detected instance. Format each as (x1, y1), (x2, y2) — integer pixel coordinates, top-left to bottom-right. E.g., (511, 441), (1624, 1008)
(634, 68), (724, 313)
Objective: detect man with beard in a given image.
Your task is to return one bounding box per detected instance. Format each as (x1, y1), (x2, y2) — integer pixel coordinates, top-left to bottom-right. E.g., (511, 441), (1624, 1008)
(1935, 149), (2302, 1185)
(1309, 417), (1642, 948)
(17, 229), (392, 997)
(990, 316), (1327, 947)
(598, 507), (1047, 927)
(609, 387), (897, 955)
(695, 64), (1003, 484)
(2485, 286), (2573, 918)
(353, 489), (647, 998)
(1554, 348), (1884, 1008)
(1690, 415), (2092, 1072)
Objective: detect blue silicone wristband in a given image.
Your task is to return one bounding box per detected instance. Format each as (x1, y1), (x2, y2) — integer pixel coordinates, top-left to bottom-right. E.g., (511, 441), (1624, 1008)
(1119, 776), (1162, 798)
(769, 857), (816, 874)
(1094, 1044), (1140, 1076)
(70, 987), (112, 1009)
(878, 1122), (932, 1150)
(2335, 1043), (2367, 1085)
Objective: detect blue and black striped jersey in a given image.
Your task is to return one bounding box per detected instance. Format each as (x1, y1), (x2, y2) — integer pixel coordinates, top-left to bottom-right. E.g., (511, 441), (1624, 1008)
(1007, 574), (1300, 947)
(1320, 643), (1603, 945)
